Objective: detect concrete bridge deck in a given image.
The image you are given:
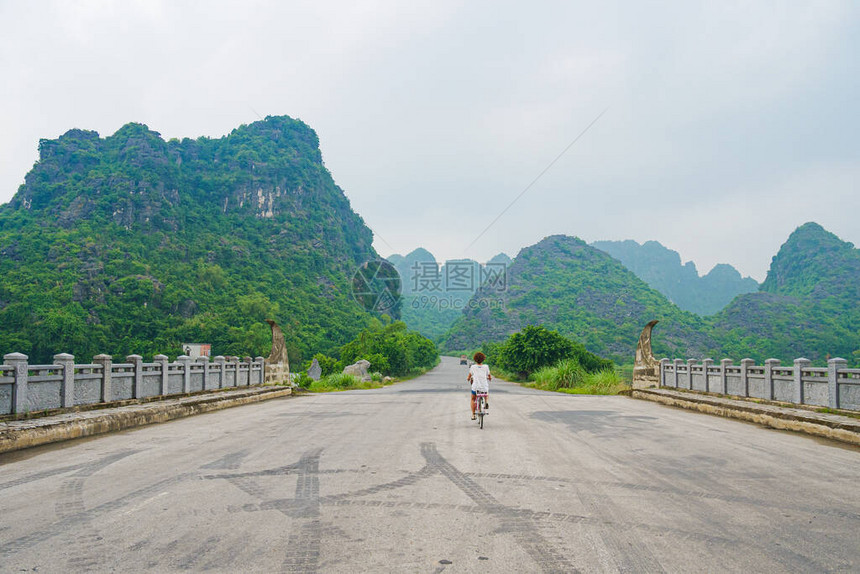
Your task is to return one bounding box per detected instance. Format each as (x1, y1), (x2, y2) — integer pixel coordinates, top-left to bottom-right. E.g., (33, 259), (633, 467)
(1, 357), (858, 572)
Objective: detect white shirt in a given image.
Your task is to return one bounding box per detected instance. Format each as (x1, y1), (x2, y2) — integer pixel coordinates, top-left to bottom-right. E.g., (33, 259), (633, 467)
(469, 363), (491, 393)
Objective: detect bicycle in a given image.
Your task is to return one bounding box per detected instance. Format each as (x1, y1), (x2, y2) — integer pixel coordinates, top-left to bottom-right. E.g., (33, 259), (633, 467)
(475, 392), (488, 429)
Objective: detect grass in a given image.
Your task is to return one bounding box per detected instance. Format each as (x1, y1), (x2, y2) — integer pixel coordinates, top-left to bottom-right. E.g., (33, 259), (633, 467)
(304, 372), (392, 392)
(524, 359), (630, 395)
(301, 367), (436, 393)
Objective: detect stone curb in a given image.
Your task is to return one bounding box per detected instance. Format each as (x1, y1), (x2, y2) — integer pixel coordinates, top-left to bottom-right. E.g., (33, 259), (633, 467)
(632, 388), (860, 446)
(0, 386), (293, 454)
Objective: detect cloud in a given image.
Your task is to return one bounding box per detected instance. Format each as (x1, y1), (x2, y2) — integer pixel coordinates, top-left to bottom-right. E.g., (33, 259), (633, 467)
(1, 1), (858, 280)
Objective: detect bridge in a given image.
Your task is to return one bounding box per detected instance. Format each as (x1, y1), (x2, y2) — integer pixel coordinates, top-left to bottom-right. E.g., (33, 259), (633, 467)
(1, 356), (858, 572)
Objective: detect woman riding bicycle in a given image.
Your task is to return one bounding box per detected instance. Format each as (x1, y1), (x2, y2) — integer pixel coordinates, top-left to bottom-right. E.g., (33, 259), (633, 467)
(467, 352), (492, 420)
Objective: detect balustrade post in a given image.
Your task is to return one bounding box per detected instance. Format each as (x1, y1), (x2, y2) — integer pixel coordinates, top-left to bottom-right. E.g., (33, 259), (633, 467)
(701, 358), (713, 392)
(719, 359), (732, 395)
(793, 358), (810, 405)
(93, 354), (113, 403)
(126, 355), (143, 399)
(213, 356), (226, 389)
(659, 358), (670, 387)
(673, 359), (683, 388)
(54, 353), (75, 408)
(5, 352), (29, 414)
(243, 357), (252, 386)
(255, 356), (265, 385)
(154, 355), (169, 395)
(828, 358), (848, 409)
(686, 359), (696, 390)
(764, 359), (780, 401)
(198, 356), (210, 390)
(178, 355), (192, 393)
(740, 358), (754, 398)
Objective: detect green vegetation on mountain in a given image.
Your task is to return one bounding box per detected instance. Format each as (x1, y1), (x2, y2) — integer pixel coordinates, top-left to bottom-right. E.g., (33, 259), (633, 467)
(591, 239), (758, 315)
(387, 248), (512, 342)
(0, 116), (379, 363)
(444, 235), (714, 363)
(445, 225), (860, 366)
(711, 223), (860, 363)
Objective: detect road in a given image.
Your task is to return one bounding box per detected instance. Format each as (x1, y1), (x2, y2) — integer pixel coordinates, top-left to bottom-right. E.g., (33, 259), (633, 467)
(1, 356), (858, 573)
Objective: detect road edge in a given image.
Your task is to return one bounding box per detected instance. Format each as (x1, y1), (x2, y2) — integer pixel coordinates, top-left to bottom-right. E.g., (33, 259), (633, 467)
(0, 386), (293, 454)
(632, 388), (860, 446)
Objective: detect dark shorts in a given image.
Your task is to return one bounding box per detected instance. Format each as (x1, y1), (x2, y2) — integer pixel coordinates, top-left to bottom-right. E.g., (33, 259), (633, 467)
(470, 390), (476, 396)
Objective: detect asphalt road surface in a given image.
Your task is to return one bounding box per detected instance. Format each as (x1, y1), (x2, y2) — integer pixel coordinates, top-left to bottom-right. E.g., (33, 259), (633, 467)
(1, 356), (859, 573)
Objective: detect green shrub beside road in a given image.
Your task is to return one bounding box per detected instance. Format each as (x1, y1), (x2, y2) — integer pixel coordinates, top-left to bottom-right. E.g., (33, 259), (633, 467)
(478, 325), (628, 395)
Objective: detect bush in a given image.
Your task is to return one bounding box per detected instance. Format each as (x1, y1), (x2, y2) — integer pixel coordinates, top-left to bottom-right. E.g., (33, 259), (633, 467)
(294, 372), (314, 389)
(339, 321), (437, 376)
(496, 325), (612, 377)
(312, 353), (341, 377)
(362, 353), (390, 375)
(497, 325), (576, 376)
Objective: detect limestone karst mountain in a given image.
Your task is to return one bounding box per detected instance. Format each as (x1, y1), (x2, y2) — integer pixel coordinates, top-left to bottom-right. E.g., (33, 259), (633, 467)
(591, 239), (758, 315)
(0, 116), (377, 362)
(444, 225), (859, 364)
(443, 235), (713, 362)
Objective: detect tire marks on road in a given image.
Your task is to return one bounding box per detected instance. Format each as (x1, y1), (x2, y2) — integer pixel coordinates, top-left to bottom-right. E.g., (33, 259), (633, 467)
(420, 442), (579, 574)
(55, 453), (136, 571)
(281, 449), (322, 573)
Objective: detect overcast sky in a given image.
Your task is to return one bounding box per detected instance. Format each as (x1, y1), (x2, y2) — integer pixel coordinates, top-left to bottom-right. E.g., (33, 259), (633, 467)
(1, 1), (857, 281)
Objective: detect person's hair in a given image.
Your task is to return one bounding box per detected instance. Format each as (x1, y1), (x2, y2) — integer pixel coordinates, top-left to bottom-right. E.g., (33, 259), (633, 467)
(473, 352), (485, 364)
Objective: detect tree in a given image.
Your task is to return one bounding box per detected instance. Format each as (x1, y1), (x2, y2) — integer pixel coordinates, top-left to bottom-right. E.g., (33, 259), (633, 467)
(498, 325), (575, 377)
(497, 324), (613, 377)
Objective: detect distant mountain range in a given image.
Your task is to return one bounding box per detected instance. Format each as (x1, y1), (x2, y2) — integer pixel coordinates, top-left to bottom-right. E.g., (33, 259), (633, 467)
(590, 240), (759, 315)
(443, 223), (860, 364)
(442, 236), (713, 362)
(1, 116), (854, 368)
(389, 236), (761, 345)
(386, 249), (511, 341)
(0, 116), (377, 363)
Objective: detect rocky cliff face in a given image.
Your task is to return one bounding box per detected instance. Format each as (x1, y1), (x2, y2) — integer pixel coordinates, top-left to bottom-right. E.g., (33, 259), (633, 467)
(760, 222), (860, 300)
(0, 116), (376, 363)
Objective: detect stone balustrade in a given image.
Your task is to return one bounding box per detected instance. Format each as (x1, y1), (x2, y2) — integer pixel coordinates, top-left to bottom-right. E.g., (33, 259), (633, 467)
(0, 353), (266, 415)
(659, 357), (860, 410)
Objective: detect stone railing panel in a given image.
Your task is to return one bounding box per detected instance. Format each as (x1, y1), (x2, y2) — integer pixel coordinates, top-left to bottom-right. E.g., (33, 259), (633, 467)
(167, 363), (185, 395)
(110, 363), (136, 402)
(839, 369), (860, 410)
(660, 357), (859, 411)
(73, 364), (103, 406)
(0, 365), (15, 413)
(141, 363), (162, 397)
(0, 353), (268, 416)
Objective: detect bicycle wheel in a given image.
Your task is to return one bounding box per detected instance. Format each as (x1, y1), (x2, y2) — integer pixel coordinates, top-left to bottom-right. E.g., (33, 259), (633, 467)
(479, 411), (484, 429)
